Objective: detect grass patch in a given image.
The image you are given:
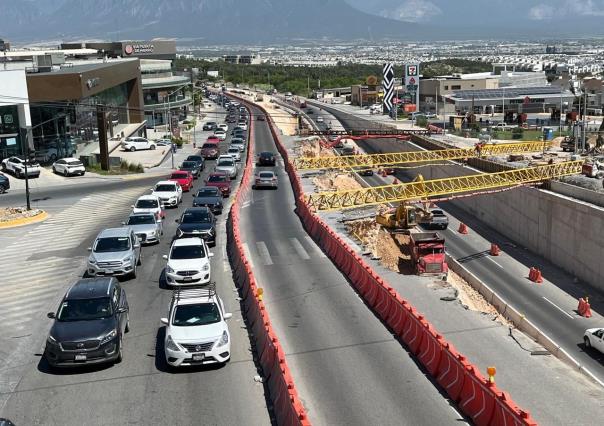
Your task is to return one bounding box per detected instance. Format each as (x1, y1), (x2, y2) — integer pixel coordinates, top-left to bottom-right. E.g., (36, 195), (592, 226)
(86, 160), (145, 175)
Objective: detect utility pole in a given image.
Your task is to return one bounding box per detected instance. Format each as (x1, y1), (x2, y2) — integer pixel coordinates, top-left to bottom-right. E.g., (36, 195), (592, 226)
(20, 126), (32, 210)
(96, 104), (109, 171)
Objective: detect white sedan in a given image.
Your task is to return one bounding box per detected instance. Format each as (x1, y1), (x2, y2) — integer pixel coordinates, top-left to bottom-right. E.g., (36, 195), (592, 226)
(52, 158), (86, 176)
(217, 124), (229, 132)
(214, 130), (227, 141)
(584, 328), (604, 353)
(162, 237), (213, 286)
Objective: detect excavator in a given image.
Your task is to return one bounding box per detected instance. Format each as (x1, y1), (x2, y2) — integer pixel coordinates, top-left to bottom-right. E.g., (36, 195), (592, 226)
(375, 175), (432, 231)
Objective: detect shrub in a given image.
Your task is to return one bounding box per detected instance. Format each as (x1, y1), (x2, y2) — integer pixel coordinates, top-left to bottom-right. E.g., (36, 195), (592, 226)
(511, 127), (524, 140)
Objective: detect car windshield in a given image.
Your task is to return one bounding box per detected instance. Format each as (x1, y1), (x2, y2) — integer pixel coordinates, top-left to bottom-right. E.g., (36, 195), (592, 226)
(181, 211), (211, 223)
(181, 161), (197, 168)
(170, 173), (187, 179)
(127, 215), (155, 225)
(172, 303), (221, 326)
(208, 175), (226, 183)
(155, 184), (176, 192)
(135, 199), (158, 208)
(218, 159), (234, 166)
(95, 237), (131, 252)
(197, 188), (219, 197)
(170, 244), (205, 259)
(259, 172), (274, 179)
(57, 297), (113, 321)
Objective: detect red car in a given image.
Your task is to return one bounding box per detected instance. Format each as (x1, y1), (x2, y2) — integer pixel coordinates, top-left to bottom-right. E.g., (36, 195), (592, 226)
(201, 141), (219, 160)
(207, 135), (220, 143)
(205, 172), (231, 197)
(169, 171), (194, 192)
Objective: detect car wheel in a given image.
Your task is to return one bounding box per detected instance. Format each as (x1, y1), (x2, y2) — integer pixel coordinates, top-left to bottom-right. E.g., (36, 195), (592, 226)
(137, 254), (142, 266)
(0, 186), (5, 194)
(131, 264), (137, 279)
(0, 163), (5, 171)
(52, 166), (57, 174)
(150, 144), (156, 150)
(125, 315), (130, 333)
(116, 337), (124, 363)
(130, 146), (136, 152)
(584, 336), (591, 348)
(63, 169), (68, 177)
(17, 170), (22, 179)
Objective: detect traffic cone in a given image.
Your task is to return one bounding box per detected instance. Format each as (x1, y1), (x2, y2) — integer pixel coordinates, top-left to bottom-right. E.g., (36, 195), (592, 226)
(490, 243), (500, 256)
(392, 178), (399, 185)
(578, 298), (586, 316)
(381, 169), (387, 177)
(534, 268), (543, 283)
(458, 223), (468, 234)
(584, 297), (592, 318)
(529, 267), (536, 282)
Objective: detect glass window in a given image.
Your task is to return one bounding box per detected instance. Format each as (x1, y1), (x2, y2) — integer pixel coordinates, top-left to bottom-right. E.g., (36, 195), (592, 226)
(127, 215), (155, 225)
(172, 303), (220, 326)
(170, 244), (205, 259)
(94, 237), (131, 252)
(57, 297), (113, 321)
(136, 198), (159, 208)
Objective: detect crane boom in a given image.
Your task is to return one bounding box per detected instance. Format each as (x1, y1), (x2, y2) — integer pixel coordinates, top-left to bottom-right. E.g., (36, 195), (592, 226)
(294, 141), (552, 170)
(306, 160), (582, 211)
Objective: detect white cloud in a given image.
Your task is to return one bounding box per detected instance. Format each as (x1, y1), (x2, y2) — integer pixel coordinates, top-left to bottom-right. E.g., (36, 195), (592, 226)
(572, 0), (604, 16)
(529, 4), (554, 20)
(380, 0), (442, 22)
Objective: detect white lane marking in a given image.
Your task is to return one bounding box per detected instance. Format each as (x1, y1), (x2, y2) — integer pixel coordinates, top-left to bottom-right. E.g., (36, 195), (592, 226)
(256, 241), (274, 266)
(305, 236), (327, 258)
(222, 242), (229, 272)
(542, 297), (575, 319)
(486, 257), (504, 269)
(241, 243), (255, 268)
(290, 238), (310, 260)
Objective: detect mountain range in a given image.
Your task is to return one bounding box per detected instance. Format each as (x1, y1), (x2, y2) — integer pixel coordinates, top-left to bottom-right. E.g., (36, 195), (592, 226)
(2, 0), (604, 43)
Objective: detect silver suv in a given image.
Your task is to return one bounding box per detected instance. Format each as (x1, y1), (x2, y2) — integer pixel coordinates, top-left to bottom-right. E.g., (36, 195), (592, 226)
(87, 228), (142, 279)
(122, 212), (163, 245)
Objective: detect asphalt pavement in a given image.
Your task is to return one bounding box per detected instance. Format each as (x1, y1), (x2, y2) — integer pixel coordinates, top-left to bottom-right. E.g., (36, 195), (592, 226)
(238, 105), (467, 425)
(0, 108), (271, 425)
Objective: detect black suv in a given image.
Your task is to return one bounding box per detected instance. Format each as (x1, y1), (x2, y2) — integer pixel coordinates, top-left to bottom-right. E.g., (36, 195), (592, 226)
(180, 160), (203, 179)
(257, 151), (276, 166)
(0, 172), (9, 194)
(175, 207), (217, 246)
(44, 277), (129, 368)
(193, 186), (223, 214)
(202, 122), (217, 131)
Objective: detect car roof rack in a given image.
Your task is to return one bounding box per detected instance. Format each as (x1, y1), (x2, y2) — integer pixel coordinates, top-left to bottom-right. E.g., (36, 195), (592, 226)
(170, 282), (217, 308)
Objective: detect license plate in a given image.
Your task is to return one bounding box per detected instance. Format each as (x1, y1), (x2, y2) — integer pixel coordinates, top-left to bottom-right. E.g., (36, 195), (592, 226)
(183, 276), (193, 282)
(105, 271), (114, 275)
(192, 354), (204, 361)
(75, 354), (87, 362)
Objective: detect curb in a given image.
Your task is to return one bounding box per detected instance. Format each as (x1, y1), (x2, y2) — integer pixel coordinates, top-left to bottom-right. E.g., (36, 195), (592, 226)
(0, 210), (48, 229)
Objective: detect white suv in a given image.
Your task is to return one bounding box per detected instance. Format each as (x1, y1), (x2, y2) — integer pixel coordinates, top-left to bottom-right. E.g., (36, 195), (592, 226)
(151, 181), (182, 207)
(162, 237), (213, 286)
(122, 137), (156, 152)
(1, 157), (41, 178)
(132, 194), (165, 219)
(161, 286), (232, 367)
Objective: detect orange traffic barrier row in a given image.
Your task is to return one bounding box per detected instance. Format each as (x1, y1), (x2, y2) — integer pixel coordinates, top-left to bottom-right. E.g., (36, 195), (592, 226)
(256, 99), (537, 426)
(528, 267), (543, 284)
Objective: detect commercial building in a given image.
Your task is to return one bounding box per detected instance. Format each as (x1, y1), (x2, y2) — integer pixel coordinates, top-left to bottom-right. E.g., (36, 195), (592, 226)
(61, 40), (177, 61)
(0, 70), (32, 160)
(223, 54), (262, 64)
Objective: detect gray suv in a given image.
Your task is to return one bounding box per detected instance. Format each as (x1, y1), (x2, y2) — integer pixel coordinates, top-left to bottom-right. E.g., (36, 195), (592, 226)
(87, 228), (142, 279)
(44, 277), (129, 368)
(122, 212), (163, 245)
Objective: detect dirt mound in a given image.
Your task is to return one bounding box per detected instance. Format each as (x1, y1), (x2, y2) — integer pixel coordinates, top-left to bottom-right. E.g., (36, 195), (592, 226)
(297, 138), (334, 158)
(312, 172), (361, 192)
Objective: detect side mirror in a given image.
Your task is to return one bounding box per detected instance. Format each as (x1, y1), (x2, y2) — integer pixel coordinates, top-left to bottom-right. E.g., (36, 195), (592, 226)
(121, 221), (126, 225)
(175, 219), (180, 223)
(87, 247), (92, 251)
(134, 243), (140, 249)
(157, 219), (162, 224)
(160, 318), (169, 325)
(162, 255), (168, 260)
(209, 252), (215, 258)
(47, 312), (56, 319)
(223, 313), (233, 320)
(117, 307), (128, 314)
(130, 205), (134, 208)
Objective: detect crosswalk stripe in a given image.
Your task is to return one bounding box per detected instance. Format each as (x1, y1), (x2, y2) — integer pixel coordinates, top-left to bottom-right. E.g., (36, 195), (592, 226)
(289, 238), (310, 260)
(0, 280), (69, 298)
(241, 243), (255, 268)
(0, 316), (35, 330)
(0, 285), (64, 304)
(305, 236), (327, 258)
(256, 241), (274, 265)
(0, 293), (59, 310)
(1, 299), (50, 316)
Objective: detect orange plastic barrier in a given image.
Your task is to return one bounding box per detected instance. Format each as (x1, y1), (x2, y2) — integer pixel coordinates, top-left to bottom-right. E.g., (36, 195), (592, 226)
(578, 298), (592, 318)
(490, 243), (500, 256)
(254, 99), (537, 426)
(458, 222), (469, 234)
(528, 267), (543, 284)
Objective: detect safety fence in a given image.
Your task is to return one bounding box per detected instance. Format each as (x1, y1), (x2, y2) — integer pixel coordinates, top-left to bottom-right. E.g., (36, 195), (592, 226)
(226, 95), (310, 426)
(254, 99), (538, 426)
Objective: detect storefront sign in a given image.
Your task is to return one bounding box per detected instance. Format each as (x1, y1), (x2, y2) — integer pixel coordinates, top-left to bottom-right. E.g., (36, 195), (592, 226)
(86, 78), (100, 89)
(404, 63), (421, 112)
(124, 43), (155, 55)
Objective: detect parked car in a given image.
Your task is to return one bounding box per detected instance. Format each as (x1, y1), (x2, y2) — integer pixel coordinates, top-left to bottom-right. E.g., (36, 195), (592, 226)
(202, 122), (217, 131)
(214, 130), (227, 141)
(175, 207), (217, 245)
(156, 139), (172, 146)
(152, 180), (183, 207)
(214, 155), (237, 179)
(0, 172), (9, 194)
(257, 151), (276, 166)
(35, 143), (76, 163)
(169, 171), (194, 192)
(230, 138), (245, 152)
(192, 187), (223, 214)
(122, 212), (163, 245)
(162, 237), (213, 286)
(205, 172), (231, 197)
(201, 142), (220, 160)
(121, 137), (156, 152)
(180, 161), (202, 179)
(132, 194), (164, 219)
(226, 146), (242, 162)
(254, 171), (278, 189)
(584, 328), (604, 354)
(1, 157), (41, 178)
(160, 286), (232, 367)
(87, 227), (142, 279)
(44, 277), (129, 367)
(52, 158), (86, 176)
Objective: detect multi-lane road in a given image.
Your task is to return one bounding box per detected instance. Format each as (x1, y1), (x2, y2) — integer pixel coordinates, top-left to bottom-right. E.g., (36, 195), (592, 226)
(0, 106), (270, 425)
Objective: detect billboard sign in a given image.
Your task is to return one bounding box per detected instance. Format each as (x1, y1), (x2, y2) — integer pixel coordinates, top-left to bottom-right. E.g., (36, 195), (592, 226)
(404, 64), (420, 112)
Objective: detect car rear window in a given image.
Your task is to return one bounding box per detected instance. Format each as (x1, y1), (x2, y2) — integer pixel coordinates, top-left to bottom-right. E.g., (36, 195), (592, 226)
(66, 160), (83, 166)
(181, 161), (197, 168)
(208, 175), (227, 183)
(196, 188), (219, 197)
(170, 173), (188, 179)
(155, 184), (176, 192)
(202, 143), (217, 149)
(259, 172), (274, 178)
(136, 199), (158, 208)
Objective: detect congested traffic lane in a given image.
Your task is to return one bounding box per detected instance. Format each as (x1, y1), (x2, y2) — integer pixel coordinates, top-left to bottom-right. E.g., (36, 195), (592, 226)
(0, 113), (271, 425)
(237, 104), (465, 425)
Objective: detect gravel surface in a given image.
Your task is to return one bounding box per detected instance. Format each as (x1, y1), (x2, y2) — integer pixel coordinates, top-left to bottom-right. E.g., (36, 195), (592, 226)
(0, 207), (43, 223)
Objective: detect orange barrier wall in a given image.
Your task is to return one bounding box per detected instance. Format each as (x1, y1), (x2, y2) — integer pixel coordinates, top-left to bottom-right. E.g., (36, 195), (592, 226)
(251, 98), (538, 426)
(226, 96), (310, 426)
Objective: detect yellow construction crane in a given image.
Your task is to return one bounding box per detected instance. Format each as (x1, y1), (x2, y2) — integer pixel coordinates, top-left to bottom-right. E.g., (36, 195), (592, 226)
(306, 160), (583, 212)
(293, 140), (552, 170)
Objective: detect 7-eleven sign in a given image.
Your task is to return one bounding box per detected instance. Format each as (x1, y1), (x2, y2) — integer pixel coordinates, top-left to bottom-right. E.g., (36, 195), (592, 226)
(406, 65), (418, 77)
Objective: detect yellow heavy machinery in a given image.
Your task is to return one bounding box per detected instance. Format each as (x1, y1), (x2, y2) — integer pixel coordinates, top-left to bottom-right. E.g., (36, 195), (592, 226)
(375, 175), (430, 230)
(293, 140), (552, 170)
